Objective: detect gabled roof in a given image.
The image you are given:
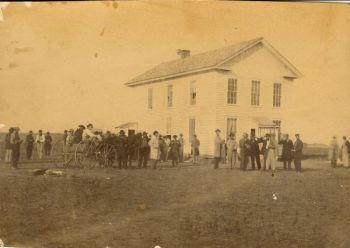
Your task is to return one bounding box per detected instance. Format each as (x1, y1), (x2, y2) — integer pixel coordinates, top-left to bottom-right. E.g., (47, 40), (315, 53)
(126, 37), (302, 87)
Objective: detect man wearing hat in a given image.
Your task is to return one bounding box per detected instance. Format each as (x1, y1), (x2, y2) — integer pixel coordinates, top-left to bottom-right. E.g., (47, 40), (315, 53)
(239, 133), (250, 170)
(44, 132), (53, 156)
(4, 127), (14, 163)
(138, 132), (150, 168)
(278, 134), (294, 170)
(178, 133), (185, 163)
(169, 135), (181, 167)
(293, 134), (304, 173)
(213, 129), (222, 169)
(261, 133), (276, 172)
(226, 133), (238, 169)
(150, 131), (160, 169)
(25, 130), (35, 159)
(116, 130), (128, 169)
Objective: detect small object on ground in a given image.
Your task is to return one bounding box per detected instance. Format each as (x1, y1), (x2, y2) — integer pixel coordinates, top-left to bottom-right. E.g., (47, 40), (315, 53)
(33, 168), (48, 176)
(105, 177), (111, 180)
(272, 194), (277, 200)
(340, 185), (344, 188)
(45, 169), (64, 176)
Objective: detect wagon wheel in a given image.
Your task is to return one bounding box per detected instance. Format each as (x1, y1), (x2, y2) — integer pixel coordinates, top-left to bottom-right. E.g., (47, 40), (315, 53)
(74, 142), (97, 168)
(101, 144), (116, 168)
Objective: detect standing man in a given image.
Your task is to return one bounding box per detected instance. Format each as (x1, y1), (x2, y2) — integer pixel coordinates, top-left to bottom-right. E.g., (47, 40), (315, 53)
(341, 136), (350, 168)
(213, 129), (222, 169)
(250, 134), (261, 170)
(279, 134), (294, 170)
(239, 133), (249, 170)
(44, 132), (53, 156)
(261, 133), (276, 172)
(150, 131), (160, 169)
(293, 134), (304, 173)
(191, 134), (200, 165)
(25, 130), (35, 160)
(138, 132), (150, 168)
(127, 131), (136, 167)
(10, 127), (23, 169)
(178, 133), (185, 163)
(35, 130), (45, 159)
(169, 135), (181, 167)
(116, 130), (128, 169)
(4, 127), (14, 164)
(226, 133), (237, 169)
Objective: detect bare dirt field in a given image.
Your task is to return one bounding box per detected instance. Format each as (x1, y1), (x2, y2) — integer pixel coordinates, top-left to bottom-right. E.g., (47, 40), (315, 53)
(0, 159), (349, 248)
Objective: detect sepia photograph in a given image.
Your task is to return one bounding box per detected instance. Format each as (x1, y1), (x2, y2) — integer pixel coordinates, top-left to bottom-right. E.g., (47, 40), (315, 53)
(0, 1), (349, 247)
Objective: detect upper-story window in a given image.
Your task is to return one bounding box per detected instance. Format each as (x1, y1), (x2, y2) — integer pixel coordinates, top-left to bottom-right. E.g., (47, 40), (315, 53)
(167, 84), (173, 107)
(251, 80), (260, 106)
(148, 88), (153, 110)
(190, 81), (196, 105)
(273, 83), (282, 107)
(227, 78), (237, 104)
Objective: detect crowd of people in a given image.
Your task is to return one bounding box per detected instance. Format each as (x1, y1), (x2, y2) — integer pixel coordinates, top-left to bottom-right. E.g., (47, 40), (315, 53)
(3, 123), (350, 172)
(4, 127), (53, 169)
(213, 129), (304, 174)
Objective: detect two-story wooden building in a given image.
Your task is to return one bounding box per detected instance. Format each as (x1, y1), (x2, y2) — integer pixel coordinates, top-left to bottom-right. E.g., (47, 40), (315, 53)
(125, 37), (301, 155)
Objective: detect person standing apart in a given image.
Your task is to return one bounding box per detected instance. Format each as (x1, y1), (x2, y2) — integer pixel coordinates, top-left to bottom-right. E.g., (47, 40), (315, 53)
(329, 136), (339, 168)
(138, 132), (150, 168)
(213, 129), (222, 169)
(191, 134), (200, 165)
(178, 133), (185, 163)
(279, 134), (294, 170)
(293, 134), (304, 173)
(10, 127), (23, 169)
(150, 131), (160, 169)
(4, 127), (14, 163)
(341, 136), (350, 168)
(25, 130), (35, 160)
(44, 132), (52, 156)
(226, 133), (238, 169)
(36, 130), (45, 159)
(221, 139), (227, 164)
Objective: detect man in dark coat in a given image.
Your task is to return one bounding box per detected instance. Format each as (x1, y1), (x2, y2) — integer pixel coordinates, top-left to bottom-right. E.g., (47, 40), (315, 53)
(250, 134), (261, 170)
(239, 133), (250, 170)
(279, 134), (294, 170)
(138, 132), (150, 168)
(116, 130), (128, 169)
(11, 127), (23, 169)
(25, 130), (35, 159)
(73, 125), (85, 144)
(4, 127), (14, 163)
(293, 134), (304, 173)
(44, 132), (53, 156)
(169, 135), (181, 167)
(126, 132), (137, 167)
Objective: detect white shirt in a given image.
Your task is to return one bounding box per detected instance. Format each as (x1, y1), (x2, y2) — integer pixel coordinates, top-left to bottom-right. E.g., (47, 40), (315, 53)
(83, 128), (98, 140)
(36, 134), (45, 143)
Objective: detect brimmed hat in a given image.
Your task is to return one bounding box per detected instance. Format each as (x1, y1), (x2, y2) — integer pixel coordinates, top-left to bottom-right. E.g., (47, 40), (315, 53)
(142, 131), (148, 135)
(215, 129), (221, 132)
(79, 125), (85, 129)
(173, 135), (178, 138)
(119, 130), (125, 134)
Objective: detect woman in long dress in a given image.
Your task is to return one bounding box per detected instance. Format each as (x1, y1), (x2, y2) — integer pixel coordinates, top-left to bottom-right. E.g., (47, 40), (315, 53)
(329, 136), (339, 168)
(341, 136), (350, 168)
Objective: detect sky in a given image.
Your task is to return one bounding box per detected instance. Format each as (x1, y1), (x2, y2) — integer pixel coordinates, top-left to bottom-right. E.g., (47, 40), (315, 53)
(0, 1), (349, 144)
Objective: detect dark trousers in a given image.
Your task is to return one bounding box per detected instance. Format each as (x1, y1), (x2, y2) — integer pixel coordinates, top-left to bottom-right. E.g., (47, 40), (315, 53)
(127, 148), (135, 166)
(241, 155), (249, 170)
(294, 158), (302, 172)
(283, 159), (292, 170)
(44, 144), (51, 156)
(12, 145), (20, 168)
(138, 148), (149, 168)
(251, 154), (261, 170)
(26, 145), (33, 159)
(214, 157), (220, 169)
(117, 151), (127, 168)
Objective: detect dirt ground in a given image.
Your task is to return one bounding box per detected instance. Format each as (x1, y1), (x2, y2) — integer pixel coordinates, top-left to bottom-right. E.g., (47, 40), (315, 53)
(0, 158), (349, 248)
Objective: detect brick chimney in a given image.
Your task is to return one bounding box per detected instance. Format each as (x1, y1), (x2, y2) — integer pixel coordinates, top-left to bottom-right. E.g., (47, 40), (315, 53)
(177, 49), (191, 59)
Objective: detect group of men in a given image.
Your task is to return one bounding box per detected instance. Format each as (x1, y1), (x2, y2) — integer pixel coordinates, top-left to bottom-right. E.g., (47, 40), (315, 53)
(4, 127), (53, 169)
(213, 129), (304, 173)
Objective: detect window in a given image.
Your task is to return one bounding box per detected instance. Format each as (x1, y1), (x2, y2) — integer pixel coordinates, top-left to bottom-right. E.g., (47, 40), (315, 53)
(226, 118), (237, 139)
(190, 81), (196, 105)
(148, 88), (153, 110)
(167, 84), (173, 107)
(166, 117), (172, 134)
(227, 78), (237, 104)
(251, 80), (260, 106)
(273, 83), (282, 107)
